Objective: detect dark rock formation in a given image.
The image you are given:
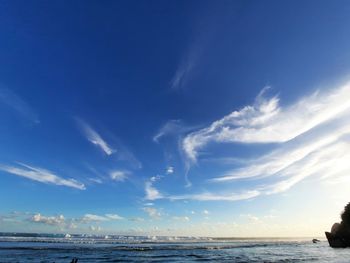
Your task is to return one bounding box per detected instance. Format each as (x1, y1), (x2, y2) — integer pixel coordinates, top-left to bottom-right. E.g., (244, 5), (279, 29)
(326, 202), (350, 248)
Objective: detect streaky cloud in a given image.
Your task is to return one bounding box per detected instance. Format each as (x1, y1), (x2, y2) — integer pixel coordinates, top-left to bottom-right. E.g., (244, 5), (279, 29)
(144, 177), (259, 201)
(0, 162), (85, 190)
(209, 110), (350, 198)
(105, 214), (124, 220)
(167, 190), (261, 201)
(212, 122), (350, 182)
(75, 118), (115, 156)
(182, 83), (350, 163)
(171, 126), (350, 201)
(151, 81), (350, 202)
(0, 86), (39, 123)
(169, 23), (208, 91)
(153, 120), (183, 143)
(170, 54), (196, 90)
(80, 213), (124, 222)
(153, 119), (197, 143)
(263, 139), (350, 195)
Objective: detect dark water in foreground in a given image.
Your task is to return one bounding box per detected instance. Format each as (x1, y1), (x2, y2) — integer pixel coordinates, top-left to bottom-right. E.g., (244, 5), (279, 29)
(0, 233), (349, 262)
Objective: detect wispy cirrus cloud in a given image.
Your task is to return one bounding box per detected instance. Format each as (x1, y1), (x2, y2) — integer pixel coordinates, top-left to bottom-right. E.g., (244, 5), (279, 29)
(212, 123), (350, 182)
(153, 120), (182, 143)
(80, 213), (124, 223)
(80, 214), (109, 222)
(88, 177), (103, 184)
(182, 84), (350, 163)
(150, 81), (350, 202)
(76, 118), (142, 169)
(0, 86), (39, 123)
(143, 175), (260, 201)
(110, 170), (129, 182)
(166, 189), (260, 202)
(105, 214), (124, 220)
(159, 126), (350, 201)
(170, 53), (197, 90)
(170, 23), (208, 91)
(202, 83), (350, 198)
(153, 120), (197, 143)
(0, 163), (85, 190)
(75, 118), (115, 156)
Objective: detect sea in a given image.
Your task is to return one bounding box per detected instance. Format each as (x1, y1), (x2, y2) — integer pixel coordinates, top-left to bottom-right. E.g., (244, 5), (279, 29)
(0, 233), (349, 262)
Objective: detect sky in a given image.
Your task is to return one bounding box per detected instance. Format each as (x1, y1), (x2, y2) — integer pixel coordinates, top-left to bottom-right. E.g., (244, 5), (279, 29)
(1, 0), (350, 237)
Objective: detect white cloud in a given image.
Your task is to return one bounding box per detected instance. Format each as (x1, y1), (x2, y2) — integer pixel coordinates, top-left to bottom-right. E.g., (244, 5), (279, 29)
(178, 129), (350, 201)
(153, 120), (195, 143)
(143, 207), (161, 219)
(262, 139), (350, 195)
(149, 121), (350, 202)
(29, 213), (78, 230)
(0, 86), (39, 123)
(149, 81), (350, 202)
(153, 120), (182, 142)
(89, 177), (103, 184)
(105, 214), (124, 220)
(213, 123), (350, 182)
(163, 126), (350, 202)
(182, 83), (350, 163)
(166, 166), (174, 174)
(31, 213), (65, 226)
(76, 118), (115, 155)
(110, 170), (128, 182)
(145, 181), (163, 200)
(167, 190), (260, 201)
(0, 163), (85, 190)
(170, 56), (196, 90)
(150, 175), (163, 182)
(81, 214), (109, 222)
(202, 210), (210, 215)
(172, 190), (257, 202)
(19, 212), (125, 232)
(87, 80), (350, 204)
(208, 121), (350, 197)
(80, 213), (124, 222)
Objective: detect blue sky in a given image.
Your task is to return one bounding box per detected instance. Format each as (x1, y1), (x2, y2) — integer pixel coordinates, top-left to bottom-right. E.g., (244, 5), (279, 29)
(1, 0), (350, 237)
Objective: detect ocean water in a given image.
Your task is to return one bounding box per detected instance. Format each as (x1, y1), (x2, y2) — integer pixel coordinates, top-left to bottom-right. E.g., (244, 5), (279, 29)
(0, 233), (349, 262)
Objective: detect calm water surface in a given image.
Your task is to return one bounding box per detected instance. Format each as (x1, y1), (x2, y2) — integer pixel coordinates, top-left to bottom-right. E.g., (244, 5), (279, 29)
(0, 233), (349, 262)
